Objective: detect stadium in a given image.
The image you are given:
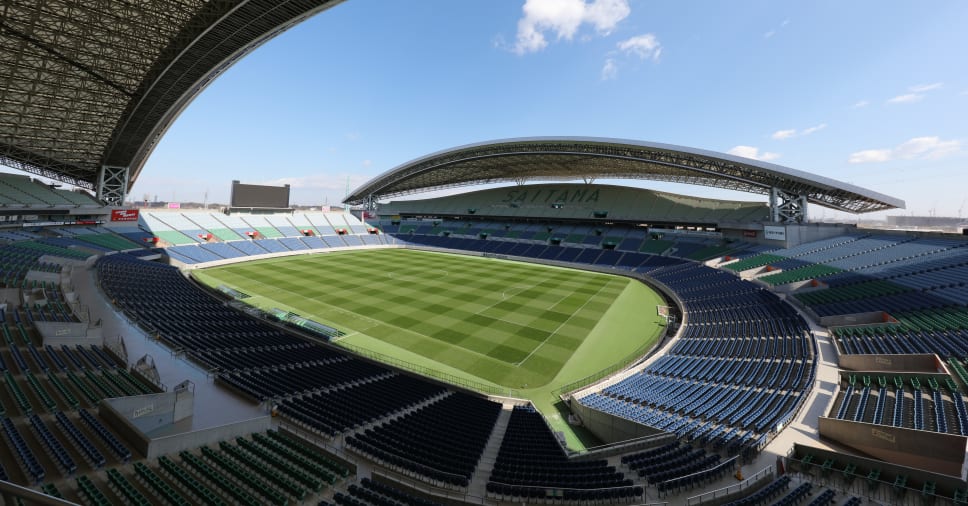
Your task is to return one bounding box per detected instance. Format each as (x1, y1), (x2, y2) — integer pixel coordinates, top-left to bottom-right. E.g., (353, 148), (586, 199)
(0, 2), (966, 506)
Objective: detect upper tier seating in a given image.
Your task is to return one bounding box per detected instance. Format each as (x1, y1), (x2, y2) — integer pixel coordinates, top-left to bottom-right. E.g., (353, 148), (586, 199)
(578, 262), (813, 457)
(0, 173), (99, 207)
(831, 375), (966, 436)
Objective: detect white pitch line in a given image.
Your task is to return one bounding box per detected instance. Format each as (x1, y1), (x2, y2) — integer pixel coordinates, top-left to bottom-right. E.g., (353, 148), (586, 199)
(500, 285), (533, 301)
(513, 277), (618, 367)
(215, 272), (510, 365)
(219, 276), (385, 328)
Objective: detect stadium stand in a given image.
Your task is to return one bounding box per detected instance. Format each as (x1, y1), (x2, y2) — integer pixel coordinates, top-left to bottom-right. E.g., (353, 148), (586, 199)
(149, 212), (209, 241)
(277, 374), (446, 437)
(119, 211), (382, 264)
(377, 183), (770, 224)
(574, 262), (813, 458)
(309, 213), (342, 235)
(107, 223), (157, 244)
(180, 212), (245, 241)
(334, 477), (445, 506)
(2, 415), (46, 483)
(139, 213), (197, 245)
(731, 235), (968, 289)
(240, 214), (285, 238)
(209, 212), (259, 238)
(96, 251), (558, 494)
(266, 215), (303, 236)
(0, 174), (99, 207)
(830, 374), (965, 435)
(346, 392), (501, 487)
(0, 170), (961, 505)
(219, 359), (390, 400)
(7, 210), (968, 505)
(97, 253), (309, 354)
(72, 231), (143, 251)
(487, 405), (642, 501)
(198, 241), (248, 259)
(383, 216), (758, 263)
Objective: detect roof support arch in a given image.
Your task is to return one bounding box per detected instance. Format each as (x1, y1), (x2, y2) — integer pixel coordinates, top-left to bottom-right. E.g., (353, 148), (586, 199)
(0, 0), (345, 195)
(770, 187), (809, 223)
(96, 165), (129, 207)
(344, 137), (904, 216)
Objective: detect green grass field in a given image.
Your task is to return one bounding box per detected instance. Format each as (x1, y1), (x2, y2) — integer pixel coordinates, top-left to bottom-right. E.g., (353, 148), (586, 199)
(195, 248), (666, 446)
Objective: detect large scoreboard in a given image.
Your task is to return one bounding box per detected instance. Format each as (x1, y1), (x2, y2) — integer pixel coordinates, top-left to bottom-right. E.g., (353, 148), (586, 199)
(229, 180), (291, 209)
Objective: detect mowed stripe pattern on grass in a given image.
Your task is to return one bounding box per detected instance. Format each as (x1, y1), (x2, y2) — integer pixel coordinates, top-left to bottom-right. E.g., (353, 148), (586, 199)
(202, 249), (628, 387)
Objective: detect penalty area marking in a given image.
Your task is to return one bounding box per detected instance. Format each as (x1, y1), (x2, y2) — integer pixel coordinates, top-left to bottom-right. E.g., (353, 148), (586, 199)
(211, 275), (384, 333)
(502, 285), (532, 300)
(329, 331), (355, 342)
(512, 278), (615, 367)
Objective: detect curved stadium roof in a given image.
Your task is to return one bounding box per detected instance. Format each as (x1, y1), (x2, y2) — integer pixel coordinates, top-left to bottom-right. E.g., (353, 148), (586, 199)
(345, 137), (905, 214)
(0, 0), (343, 192)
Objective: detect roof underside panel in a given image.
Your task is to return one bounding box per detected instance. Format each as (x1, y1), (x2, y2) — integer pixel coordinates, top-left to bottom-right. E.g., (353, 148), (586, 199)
(344, 138), (905, 214)
(0, 0), (343, 191)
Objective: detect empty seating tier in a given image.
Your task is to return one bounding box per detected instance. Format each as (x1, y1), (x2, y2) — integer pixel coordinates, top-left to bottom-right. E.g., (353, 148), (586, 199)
(578, 262), (813, 457)
(832, 376), (964, 435)
(1, 416), (45, 482)
(278, 374), (446, 436)
(487, 405), (640, 502)
(347, 392), (501, 487)
(338, 477), (445, 506)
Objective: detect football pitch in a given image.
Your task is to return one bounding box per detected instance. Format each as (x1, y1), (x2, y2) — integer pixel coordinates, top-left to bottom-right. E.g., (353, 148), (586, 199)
(195, 248), (666, 394)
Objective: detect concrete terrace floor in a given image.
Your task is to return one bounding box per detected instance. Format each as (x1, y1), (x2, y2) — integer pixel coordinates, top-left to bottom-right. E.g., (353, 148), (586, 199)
(71, 259), (266, 434)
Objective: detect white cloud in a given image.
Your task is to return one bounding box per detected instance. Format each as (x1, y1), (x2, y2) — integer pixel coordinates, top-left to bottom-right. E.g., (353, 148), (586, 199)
(512, 0), (630, 54)
(886, 83), (944, 104)
(727, 145), (781, 162)
(909, 82), (943, 93)
(851, 100), (869, 109)
(616, 33), (662, 61)
(584, 0), (631, 34)
(771, 123), (826, 140)
(848, 149), (892, 164)
(802, 123), (827, 136)
(361, 159), (372, 168)
(764, 19), (790, 38)
(961, 89), (968, 96)
(601, 58), (618, 80)
(894, 136), (961, 160)
(600, 32), (661, 80)
(771, 129), (796, 140)
(848, 136), (961, 164)
(887, 93), (923, 104)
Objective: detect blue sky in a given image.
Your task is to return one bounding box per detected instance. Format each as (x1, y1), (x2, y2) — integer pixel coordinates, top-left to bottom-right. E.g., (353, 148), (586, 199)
(129, 0), (967, 219)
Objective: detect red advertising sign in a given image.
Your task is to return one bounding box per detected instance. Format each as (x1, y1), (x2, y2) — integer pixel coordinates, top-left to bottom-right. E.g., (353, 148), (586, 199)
(743, 230), (757, 238)
(110, 209), (140, 222)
